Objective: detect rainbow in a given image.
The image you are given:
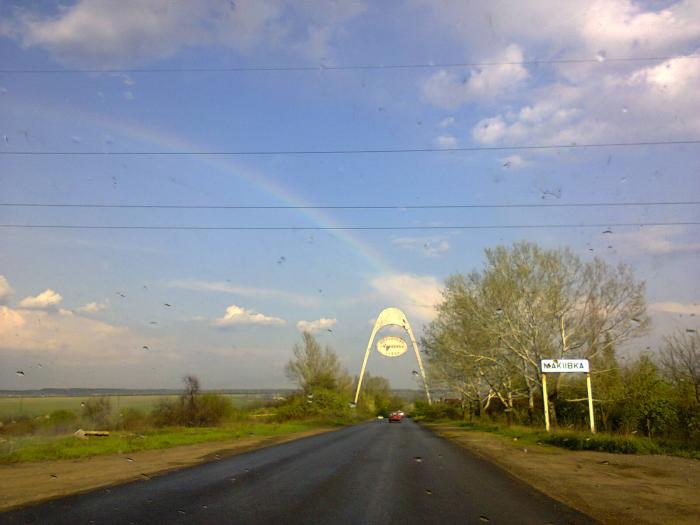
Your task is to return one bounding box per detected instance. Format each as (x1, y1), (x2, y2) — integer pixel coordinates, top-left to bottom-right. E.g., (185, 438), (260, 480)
(9, 98), (396, 274)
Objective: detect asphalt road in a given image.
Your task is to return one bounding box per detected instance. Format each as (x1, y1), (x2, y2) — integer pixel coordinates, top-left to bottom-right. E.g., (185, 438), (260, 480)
(1, 420), (596, 525)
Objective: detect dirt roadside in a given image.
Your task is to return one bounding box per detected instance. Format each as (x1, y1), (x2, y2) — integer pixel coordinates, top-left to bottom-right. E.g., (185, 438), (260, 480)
(427, 423), (700, 525)
(0, 427), (335, 512)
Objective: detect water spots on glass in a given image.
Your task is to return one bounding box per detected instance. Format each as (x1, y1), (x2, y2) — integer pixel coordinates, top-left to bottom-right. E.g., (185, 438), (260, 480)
(177, 510), (186, 515)
(142, 345), (149, 350)
(414, 456), (423, 462)
(622, 106), (629, 113)
(163, 303), (172, 307)
(425, 489), (432, 495)
(50, 473), (58, 479)
(16, 370), (25, 376)
(495, 308), (503, 316)
(602, 229), (613, 234)
(116, 292), (126, 298)
(479, 516), (490, 522)
(277, 256), (287, 265)
(686, 328), (696, 334)
(125, 457), (134, 462)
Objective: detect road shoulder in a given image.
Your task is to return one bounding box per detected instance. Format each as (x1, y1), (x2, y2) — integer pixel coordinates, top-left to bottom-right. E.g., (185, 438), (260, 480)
(425, 423), (700, 525)
(0, 427), (335, 512)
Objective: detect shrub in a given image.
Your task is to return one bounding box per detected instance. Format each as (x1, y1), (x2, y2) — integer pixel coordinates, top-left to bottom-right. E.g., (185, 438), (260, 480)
(151, 394), (232, 427)
(413, 400), (463, 421)
(116, 408), (149, 431)
(81, 397), (112, 428)
(44, 410), (78, 433)
(274, 388), (351, 422)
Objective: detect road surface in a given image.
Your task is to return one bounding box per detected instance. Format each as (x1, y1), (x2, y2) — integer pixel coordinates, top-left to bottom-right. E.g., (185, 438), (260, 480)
(1, 420), (596, 524)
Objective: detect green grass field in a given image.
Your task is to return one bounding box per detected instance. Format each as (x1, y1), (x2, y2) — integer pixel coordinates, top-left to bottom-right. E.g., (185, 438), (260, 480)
(0, 394), (272, 419)
(0, 420), (334, 463)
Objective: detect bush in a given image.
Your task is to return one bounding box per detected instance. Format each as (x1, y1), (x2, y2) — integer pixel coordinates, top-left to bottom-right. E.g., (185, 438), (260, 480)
(0, 415), (39, 436)
(274, 388), (351, 422)
(151, 394), (232, 427)
(44, 410), (78, 434)
(81, 397), (112, 428)
(412, 400), (463, 421)
(116, 408), (149, 431)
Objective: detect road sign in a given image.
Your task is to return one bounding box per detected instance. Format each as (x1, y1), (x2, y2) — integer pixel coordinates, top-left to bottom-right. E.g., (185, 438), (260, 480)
(376, 336), (408, 357)
(540, 359), (589, 373)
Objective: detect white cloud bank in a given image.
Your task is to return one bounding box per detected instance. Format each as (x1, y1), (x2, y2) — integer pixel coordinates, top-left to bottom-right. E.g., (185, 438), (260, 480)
(370, 273), (443, 323)
(78, 300), (109, 313)
(0, 276), (13, 304)
(297, 318), (337, 333)
(214, 304), (286, 327)
(19, 289), (63, 309)
(0, 0), (366, 68)
(649, 302), (700, 316)
(392, 236), (450, 258)
(422, 44), (528, 108)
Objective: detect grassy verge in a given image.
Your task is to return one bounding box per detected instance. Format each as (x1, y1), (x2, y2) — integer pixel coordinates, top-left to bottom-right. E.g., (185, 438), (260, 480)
(0, 419), (347, 463)
(422, 419), (699, 458)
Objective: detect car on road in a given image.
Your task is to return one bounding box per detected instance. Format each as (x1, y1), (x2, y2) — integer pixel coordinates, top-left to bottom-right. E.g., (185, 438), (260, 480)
(388, 412), (402, 422)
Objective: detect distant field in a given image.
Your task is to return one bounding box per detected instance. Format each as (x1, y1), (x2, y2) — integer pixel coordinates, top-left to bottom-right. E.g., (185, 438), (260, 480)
(0, 394), (274, 418)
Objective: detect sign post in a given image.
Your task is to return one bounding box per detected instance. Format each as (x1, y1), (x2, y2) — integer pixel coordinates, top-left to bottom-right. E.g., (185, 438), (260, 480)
(540, 359), (595, 433)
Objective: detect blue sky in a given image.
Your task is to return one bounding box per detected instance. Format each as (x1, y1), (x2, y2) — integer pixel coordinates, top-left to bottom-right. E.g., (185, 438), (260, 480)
(1, 0), (699, 389)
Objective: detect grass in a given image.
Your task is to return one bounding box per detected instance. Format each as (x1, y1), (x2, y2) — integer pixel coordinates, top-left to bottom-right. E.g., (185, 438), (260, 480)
(0, 394), (271, 418)
(427, 420), (699, 459)
(0, 420), (339, 463)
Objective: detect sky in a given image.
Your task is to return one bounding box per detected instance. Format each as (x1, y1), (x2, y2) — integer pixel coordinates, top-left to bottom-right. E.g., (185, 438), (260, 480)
(0, 0), (699, 390)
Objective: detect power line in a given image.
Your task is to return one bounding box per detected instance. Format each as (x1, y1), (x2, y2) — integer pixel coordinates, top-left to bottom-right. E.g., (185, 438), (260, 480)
(1, 201), (698, 210)
(2, 139), (699, 156)
(1, 55), (697, 74)
(1, 222), (697, 231)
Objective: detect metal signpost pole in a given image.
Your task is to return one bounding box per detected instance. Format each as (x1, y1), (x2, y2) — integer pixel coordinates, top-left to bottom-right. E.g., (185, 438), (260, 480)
(541, 372), (550, 432)
(586, 372), (596, 433)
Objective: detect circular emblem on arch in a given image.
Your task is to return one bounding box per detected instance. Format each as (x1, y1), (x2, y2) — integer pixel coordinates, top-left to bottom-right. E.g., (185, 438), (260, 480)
(376, 336), (408, 357)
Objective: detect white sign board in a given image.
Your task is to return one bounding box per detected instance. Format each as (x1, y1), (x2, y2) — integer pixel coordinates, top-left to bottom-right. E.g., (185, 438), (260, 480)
(376, 336), (408, 357)
(541, 359), (589, 373)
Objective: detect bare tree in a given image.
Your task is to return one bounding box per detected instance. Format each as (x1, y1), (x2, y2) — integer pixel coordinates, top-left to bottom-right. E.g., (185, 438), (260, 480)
(659, 330), (700, 404)
(285, 331), (349, 392)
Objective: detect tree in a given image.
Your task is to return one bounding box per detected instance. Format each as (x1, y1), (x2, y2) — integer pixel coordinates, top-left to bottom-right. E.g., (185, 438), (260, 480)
(622, 355), (676, 437)
(659, 330), (700, 404)
(285, 331), (350, 393)
(422, 241), (648, 425)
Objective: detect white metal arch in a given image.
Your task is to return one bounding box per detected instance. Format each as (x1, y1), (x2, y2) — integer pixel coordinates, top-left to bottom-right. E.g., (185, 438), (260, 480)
(354, 307), (432, 405)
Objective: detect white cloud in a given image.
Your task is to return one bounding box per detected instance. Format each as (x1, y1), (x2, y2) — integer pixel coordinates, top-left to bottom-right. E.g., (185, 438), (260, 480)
(649, 302), (700, 316)
(433, 134), (457, 149)
(437, 116), (455, 128)
(166, 279), (318, 306)
(370, 273), (442, 323)
(422, 44), (528, 108)
(78, 300), (109, 313)
(214, 304), (286, 327)
(296, 318), (337, 333)
(500, 154), (528, 169)
(0, 275), (13, 304)
(19, 289), (63, 309)
(1, 0), (366, 68)
(392, 236), (450, 257)
(604, 226), (700, 256)
(0, 304), (157, 364)
(471, 116), (507, 144)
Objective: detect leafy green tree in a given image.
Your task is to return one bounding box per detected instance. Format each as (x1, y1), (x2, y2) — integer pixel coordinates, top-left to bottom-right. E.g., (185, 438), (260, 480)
(285, 331), (351, 393)
(423, 241), (648, 426)
(622, 355), (676, 437)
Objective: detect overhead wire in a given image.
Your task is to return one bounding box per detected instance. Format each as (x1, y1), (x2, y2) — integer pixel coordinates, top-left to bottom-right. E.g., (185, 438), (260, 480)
(0, 201), (698, 210)
(2, 139), (699, 156)
(1, 222), (698, 231)
(1, 54), (697, 74)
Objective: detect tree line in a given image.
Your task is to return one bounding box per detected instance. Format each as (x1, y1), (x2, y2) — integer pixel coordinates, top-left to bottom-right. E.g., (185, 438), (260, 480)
(421, 242), (699, 444)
